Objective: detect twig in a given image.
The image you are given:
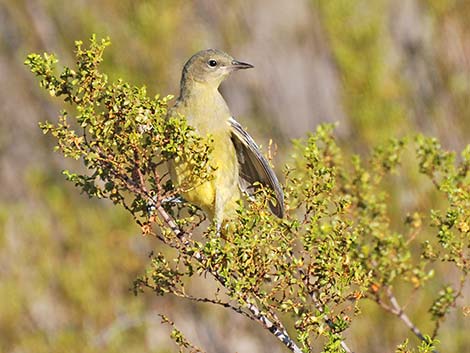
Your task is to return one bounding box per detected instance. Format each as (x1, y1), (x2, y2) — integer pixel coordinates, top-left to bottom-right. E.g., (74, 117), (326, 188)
(386, 288), (428, 343)
(243, 299), (303, 353)
(299, 265), (353, 353)
(432, 274), (467, 339)
(376, 287), (438, 353)
(310, 292), (353, 353)
(178, 292), (256, 321)
(158, 313), (205, 353)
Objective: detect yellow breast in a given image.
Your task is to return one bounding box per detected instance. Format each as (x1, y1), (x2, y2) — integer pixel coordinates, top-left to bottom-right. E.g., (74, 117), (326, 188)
(168, 86), (241, 222)
(169, 128), (240, 221)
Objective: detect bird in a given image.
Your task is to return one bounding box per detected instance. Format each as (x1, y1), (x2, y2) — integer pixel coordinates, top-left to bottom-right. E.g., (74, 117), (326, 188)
(167, 49), (284, 229)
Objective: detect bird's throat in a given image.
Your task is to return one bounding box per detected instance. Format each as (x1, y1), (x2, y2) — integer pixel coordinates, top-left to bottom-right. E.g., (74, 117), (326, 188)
(179, 85), (231, 134)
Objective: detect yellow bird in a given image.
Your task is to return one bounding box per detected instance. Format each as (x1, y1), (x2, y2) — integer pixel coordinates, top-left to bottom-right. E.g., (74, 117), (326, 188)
(168, 49), (284, 228)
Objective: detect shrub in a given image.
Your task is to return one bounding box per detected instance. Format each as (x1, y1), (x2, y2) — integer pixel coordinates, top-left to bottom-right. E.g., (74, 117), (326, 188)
(26, 36), (469, 353)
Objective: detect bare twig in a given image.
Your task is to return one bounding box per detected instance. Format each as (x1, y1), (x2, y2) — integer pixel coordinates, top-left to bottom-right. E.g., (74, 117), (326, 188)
(386, 287), (429, 343)
(375, 287), (438, 353)
(178, 292), (255, 321)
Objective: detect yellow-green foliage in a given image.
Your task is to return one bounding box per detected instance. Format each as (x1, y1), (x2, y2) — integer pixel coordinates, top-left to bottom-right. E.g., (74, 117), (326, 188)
(25, 37), (469, 353)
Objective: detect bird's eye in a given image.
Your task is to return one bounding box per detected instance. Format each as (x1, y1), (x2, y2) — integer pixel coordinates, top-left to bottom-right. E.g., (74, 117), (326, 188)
(208, 59), (218, 67)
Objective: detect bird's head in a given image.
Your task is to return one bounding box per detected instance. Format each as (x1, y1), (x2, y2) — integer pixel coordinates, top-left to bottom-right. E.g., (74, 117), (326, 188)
(180, 49), (253, 90)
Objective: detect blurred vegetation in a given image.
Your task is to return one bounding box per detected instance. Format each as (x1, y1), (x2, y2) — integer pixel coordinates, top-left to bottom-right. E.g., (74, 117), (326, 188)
(1, 1), (470, 353)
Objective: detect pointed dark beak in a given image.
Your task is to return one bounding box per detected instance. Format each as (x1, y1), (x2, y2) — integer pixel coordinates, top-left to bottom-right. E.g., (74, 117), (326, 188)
(231, 60), (254, 70)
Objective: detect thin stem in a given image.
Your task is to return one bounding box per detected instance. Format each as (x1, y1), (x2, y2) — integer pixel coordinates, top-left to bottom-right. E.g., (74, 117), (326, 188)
(386, 288), (428, 342)
(376, 287), (438, 353)
(178, 293), (255, 321)
(158, 313), (205, 353)
(310, 292), (353, 353)
(244, 299), (303, 353)
(432, 274), (467, 339)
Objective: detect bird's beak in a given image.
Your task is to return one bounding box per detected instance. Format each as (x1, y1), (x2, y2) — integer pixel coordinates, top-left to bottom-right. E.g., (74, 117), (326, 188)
(231, 60), (254, 70)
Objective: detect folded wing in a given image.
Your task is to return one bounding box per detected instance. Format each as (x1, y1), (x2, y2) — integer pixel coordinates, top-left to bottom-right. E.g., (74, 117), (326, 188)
(229, 117), (284, 218)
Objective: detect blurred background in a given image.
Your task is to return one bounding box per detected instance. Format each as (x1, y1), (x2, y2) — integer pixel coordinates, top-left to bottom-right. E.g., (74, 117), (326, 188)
(1, 0), (469, 352)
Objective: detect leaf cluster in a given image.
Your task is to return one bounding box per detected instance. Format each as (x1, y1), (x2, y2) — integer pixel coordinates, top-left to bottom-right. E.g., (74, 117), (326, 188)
(25, 36), (212, 229)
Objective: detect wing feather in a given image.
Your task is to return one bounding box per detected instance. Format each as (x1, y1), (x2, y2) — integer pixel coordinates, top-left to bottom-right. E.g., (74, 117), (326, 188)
(229, 117), (284, 218)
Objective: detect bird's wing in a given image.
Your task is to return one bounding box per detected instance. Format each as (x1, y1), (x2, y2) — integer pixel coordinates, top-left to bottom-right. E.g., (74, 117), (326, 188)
(228, 117), (284, 218)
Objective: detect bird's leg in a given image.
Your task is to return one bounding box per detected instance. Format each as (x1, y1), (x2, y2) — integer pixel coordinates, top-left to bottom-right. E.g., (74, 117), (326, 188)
(214, 190), (227, 236)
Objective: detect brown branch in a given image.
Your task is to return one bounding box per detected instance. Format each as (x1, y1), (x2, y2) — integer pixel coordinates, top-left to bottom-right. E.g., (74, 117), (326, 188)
(243, 299), (303, 353)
